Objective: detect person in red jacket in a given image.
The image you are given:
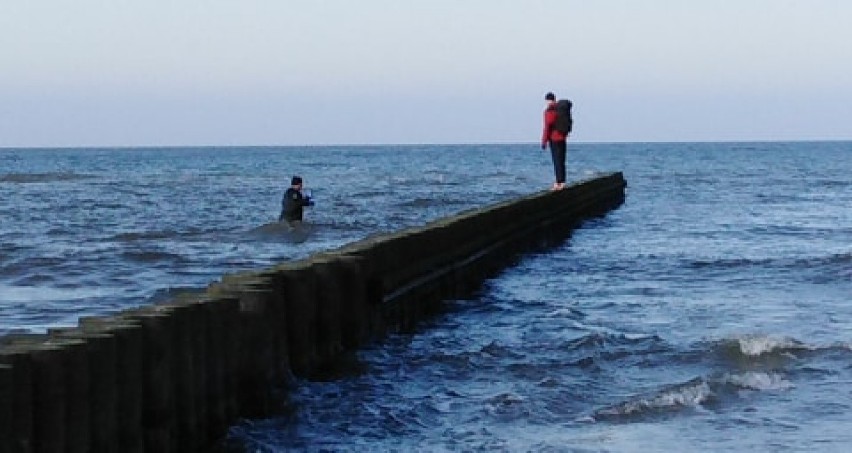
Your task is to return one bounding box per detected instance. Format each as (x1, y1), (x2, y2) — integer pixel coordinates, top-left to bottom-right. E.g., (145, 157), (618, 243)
(541, 91), (568, 190)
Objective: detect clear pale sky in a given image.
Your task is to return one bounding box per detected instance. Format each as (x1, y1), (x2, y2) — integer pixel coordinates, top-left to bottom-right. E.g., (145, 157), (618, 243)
(2, 0), (850, 147)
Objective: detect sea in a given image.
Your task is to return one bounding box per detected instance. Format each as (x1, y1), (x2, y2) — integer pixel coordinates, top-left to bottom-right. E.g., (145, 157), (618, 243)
(1, 142), (850, 452)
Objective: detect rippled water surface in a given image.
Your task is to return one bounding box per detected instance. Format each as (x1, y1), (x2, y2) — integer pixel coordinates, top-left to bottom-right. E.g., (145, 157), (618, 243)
(2, 142), (851, 451)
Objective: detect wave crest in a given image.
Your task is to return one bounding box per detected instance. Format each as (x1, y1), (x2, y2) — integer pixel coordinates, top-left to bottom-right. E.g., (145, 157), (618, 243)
(721, 334), (809, 358)
(593, 370), (793, 422)
(721, 371), (793, 391)
(593, 378), (712, 420)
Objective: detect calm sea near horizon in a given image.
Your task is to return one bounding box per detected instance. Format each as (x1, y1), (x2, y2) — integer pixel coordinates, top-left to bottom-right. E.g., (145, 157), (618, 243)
(1, 141), (851, 451)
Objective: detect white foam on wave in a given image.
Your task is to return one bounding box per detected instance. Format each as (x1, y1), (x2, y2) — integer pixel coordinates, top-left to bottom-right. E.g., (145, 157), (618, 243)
(722, 371), (794, 391)
(646, 381), (713, 409)
(594, 379), (712, 418)
(735, 334), (805, 356)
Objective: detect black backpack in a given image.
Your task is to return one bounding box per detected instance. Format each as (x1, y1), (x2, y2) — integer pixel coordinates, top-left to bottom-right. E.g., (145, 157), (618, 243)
(553, 99), (573, 134)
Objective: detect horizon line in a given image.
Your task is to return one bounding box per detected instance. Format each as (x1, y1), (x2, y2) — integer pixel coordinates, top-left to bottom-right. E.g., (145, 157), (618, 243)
(2, 138), (851, 151)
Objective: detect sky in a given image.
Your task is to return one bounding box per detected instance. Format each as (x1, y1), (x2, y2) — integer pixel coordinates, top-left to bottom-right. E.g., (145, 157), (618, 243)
(1, 0), (851, 147)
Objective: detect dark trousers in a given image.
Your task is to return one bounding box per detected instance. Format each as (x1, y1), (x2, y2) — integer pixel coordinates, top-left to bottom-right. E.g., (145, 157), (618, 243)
(549, 139), (567, 183)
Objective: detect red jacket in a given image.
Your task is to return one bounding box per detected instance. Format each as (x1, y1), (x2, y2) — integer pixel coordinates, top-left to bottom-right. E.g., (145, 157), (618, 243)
(541, 103), (567, 147)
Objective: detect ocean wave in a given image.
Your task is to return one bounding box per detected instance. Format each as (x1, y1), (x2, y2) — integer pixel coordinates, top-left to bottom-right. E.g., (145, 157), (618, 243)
(562, 331), (665, 353)
(687, 252), (852, 280)
(593, 378), (713, 421)
(788, 252), (852, 271)
(592, 371), (793, 421)
(814, 179), (851, 189)
(688, 257), (773, 270)
(545, 331), (672, 371)
(480, 340), (525, 359)
(720, 371), (793, 391)
(0, 172), (94, 183)
(485, 392), (529, 420)
(717, 334), (810, 358)
(0, 256), (67, 277)
(0, 242), (31, 256)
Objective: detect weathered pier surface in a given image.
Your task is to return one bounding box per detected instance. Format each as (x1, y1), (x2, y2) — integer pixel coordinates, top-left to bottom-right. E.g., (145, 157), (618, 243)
(0, 172), (626, 452)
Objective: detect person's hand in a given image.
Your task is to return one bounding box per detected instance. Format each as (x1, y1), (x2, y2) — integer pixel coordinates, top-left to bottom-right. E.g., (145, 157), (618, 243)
(541, 142), (547, 150)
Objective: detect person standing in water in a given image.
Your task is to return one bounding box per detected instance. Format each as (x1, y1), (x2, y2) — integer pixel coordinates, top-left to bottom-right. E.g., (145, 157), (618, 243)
(541, 91), (572, 190)
(279, 175), (313, 224)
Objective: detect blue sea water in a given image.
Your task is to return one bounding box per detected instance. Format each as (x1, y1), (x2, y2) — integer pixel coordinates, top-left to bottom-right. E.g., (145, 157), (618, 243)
(1, 142), (851, 451)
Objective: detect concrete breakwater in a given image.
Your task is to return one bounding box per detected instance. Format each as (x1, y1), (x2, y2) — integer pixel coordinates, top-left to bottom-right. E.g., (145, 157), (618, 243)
(0, 172), (626, 452)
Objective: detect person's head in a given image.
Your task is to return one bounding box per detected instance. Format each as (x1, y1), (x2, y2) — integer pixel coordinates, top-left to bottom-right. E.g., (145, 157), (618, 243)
(291, 175), (303, 188)
(544, 92), (556, 104)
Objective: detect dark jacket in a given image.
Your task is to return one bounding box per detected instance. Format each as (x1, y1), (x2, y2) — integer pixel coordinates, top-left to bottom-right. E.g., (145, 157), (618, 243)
(279, 187), (312, 222)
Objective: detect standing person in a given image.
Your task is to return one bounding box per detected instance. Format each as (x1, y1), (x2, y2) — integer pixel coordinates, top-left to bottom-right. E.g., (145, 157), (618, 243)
(279, 175), (314, 224)
(541, 92), (572, 190)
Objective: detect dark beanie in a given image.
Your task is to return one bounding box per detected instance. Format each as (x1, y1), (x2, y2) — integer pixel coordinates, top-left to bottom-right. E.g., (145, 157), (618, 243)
(291, 176), (302, 186)
(545, 92), (556, 101)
